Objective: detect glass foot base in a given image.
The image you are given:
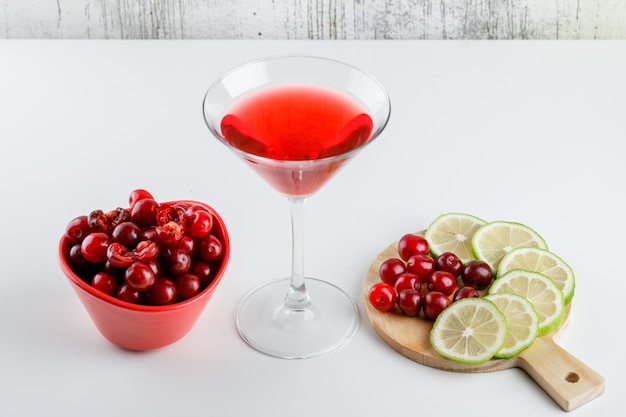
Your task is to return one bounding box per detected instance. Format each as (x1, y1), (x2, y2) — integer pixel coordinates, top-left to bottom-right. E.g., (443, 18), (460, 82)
(236, 278), (359, 359)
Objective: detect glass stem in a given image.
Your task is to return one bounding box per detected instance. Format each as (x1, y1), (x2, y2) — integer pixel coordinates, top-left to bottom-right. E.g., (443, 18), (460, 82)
(284, 196), (311, 310)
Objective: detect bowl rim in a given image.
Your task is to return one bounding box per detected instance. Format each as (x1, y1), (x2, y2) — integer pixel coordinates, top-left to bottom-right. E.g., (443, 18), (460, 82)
(58, 199), (230, 312)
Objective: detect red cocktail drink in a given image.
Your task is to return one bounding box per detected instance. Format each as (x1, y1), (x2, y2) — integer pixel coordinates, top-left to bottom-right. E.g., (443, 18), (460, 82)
(221, 84), (373, 196)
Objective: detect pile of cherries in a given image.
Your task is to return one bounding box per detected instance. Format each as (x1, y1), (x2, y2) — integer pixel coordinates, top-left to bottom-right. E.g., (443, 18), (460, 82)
(64, 189), (225, 306)
(368, 234), (493, 320)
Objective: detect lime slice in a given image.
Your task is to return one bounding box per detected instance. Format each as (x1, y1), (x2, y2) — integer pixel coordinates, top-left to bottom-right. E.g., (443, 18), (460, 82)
(485, 293), (539, 358)
(430, 298), (507, 364)
(497, 247), (575, 304)
(488, 269), (564, 336)
(424, 212), (486, 263)
(471, 221), (548, 271)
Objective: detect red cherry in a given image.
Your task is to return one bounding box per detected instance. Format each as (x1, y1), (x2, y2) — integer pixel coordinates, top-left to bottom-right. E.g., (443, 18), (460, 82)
(427, 271), (457, 296)
(406, 254), (435, 283)
(106, 243), (135, 268)
(145, 278), (177, 306)
(130, 198), (159, 228)
(111, 221), (141, 248)
(186, 206), (213, 238)
(68, 243), (89, 267)
(161, 247), (192, 275)
(394, 273), (421, 294)
(368, 282), (397, 312)
(124, 262), (156, 291)
(128, 189), (155, 208)
(397, 289), (423, 317)
(423, 291), (451, 320)
(178, 233), (196, 256)
(189, 261), (213, 286)
(196, 234), (223, 262)
(65, 215), (93, 244)
(435, 252), (463, 277)
(80, 232), (111, 264)
(453, 286), (480, 302)
(91, 272), (118, 296)
(175, 273), (202, 301)
(461, 260), (493, 290)
(134, 241), (160, 263)
(397, 234), (429, 262)
(116, 283), (142, 304)
(378, 258), (407, 286)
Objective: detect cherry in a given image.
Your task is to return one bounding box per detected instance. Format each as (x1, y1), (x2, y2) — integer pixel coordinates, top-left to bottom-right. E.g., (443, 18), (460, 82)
(68, 243), (89, 267)
(397, 289), (423, 317)
(154, 204), (186, 246)
(145, 278), (177, 306)
(131, 198), (159, 228)
(196, 234), (223, 262)
(124, 261), (156, 291)
(65, 215), (92, 244)
(189, 261), (213, 286)
(177, 233), (196, 255)
(88, 209), (112, 233)
(92, 272), (118, 296)
(453, 286), (480, 302)
(106, 242), (135, 268)
(116, 283), (142, 304)
(461, 260), (493, 290)
(111, 221), (141, 248)
(393, 273), (420, 294)
(435, 252), (463, 277)
(406, 254), (435, 282)
(155, 221), (185, 247)
(103, 260), (124, 279)
(397, 234), (429, 262)
(105, 208), (131, 229)
(186, 206), (213, 238)
(173, 202), (190, 211)
(87, 208), (130, 234)
(378, 258), (407, 286)
(140, 226), (158, 242)
(144, 259), (162, 278)
(156, 203), (186, 227)
(175, 273), (202, 301)
(134, 241), (160, 263)
(128, 189), (154, 208)
(80, 232), (111, 263)
(161, 247), (191, 275)
(428, 271), (457, 296)
(368, 282), (397, 312)
(423, 291), (451, 320)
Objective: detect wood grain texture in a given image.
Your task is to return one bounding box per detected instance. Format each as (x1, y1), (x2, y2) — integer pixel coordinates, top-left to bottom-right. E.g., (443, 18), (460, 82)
(1, 0), (625, 39)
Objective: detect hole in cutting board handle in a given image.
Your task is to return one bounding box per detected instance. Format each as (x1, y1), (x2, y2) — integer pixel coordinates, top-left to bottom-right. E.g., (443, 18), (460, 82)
(566, 372), (580, 383)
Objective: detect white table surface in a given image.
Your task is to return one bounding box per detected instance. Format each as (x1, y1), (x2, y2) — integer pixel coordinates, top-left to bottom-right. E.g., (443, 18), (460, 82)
(0, 40), (623, 416)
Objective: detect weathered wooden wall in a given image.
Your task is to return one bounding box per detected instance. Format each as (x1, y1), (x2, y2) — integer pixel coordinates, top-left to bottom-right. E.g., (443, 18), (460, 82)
(1, 0), (625, 40)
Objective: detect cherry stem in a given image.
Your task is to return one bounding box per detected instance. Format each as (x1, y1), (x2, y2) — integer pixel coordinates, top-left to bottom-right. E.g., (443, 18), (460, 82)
(284, 196), (311, 310)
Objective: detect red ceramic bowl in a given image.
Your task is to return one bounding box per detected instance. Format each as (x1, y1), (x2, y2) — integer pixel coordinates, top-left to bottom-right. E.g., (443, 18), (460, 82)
(58, 200), (230, 351)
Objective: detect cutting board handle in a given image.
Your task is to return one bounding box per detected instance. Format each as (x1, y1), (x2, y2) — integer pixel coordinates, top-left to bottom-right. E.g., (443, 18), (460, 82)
(517, 336), (605, 411)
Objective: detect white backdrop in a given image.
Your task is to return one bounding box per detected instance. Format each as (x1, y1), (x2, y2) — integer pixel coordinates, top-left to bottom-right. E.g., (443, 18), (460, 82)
(1, 0), (625, 40)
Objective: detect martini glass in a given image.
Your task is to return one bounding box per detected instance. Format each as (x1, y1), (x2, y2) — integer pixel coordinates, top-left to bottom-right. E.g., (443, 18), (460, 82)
(202, 56), (391, 359)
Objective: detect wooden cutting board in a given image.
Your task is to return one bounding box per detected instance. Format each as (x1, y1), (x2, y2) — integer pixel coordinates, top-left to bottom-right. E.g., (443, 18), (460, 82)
(363, 233), (605, 412)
